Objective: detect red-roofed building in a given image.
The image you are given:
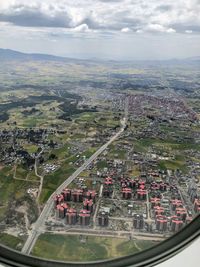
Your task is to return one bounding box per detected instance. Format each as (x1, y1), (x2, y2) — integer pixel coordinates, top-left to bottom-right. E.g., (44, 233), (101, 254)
(137, 189), (147, 200)
(171, 218), (183, 232)
(62, 188), (71, 201)
(154, 206), (164, 216)
(150, 197), (161, 208)
(79, 209), (91, 226)
(83, 199), (94, 213)
(71, 189), (83, 202)
(156, 215), (167, 231)
(66, 208), (77, 225)
(122, 187), (132, 199)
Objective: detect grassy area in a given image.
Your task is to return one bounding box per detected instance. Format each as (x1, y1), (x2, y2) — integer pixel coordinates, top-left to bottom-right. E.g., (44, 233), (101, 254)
(116, 239), (154, 255)
(129, 165), (141, 177)
(74, 111), (120, 130)
(0, 233), (24, 251)
(96, 160), (108, 169)
(51, 144), (72, 160)
(0, 206), (7, 221)
(107, 144), (127, 159)
(134, 138), (200, 152)
(23, 144), (39, 154)
(158, 155), (187, 173)
(0, 166), (39, 220)
(32, 233), (157, 261)
(82, 147), (98, 158)
(4, 100), (64, 129)
(27, 170), (41, 182)
(15, 165), (29, 179)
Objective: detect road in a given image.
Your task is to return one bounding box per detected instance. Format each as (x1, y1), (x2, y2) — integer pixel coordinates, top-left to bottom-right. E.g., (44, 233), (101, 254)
(35, 148), (44, 201)
(21, 115), (128, 255)
(41, 228), (166, 242)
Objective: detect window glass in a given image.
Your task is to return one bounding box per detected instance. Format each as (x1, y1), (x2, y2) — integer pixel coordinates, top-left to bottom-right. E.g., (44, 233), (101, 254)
(0, 0), (199, 263)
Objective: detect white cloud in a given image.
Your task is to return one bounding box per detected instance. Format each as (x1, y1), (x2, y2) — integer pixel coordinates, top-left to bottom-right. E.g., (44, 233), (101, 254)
(166, 28), (176, 33)
(144, 24), (176, 33)
(121, 27), (131, 33)
(185, 30), (193, 34)
(72, 23), (90, 32)
(0, 0), (199, 34)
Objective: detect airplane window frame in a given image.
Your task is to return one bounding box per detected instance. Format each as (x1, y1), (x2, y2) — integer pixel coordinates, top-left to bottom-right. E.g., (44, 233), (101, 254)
(0, 215), (199, 267)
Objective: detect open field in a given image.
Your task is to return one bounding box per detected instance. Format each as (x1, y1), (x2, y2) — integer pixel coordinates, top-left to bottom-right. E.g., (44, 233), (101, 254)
(32, 233), (157, 261)
(0, 233), (24, 251)
(0, 166), (39, 222)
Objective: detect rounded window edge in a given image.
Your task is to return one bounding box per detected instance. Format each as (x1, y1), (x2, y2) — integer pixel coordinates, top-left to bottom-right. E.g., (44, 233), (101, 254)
(0, 214), (199, 267)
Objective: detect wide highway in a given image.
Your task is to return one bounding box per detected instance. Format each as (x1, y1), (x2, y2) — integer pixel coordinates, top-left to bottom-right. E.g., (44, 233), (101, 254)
(21, 116), (127, 255)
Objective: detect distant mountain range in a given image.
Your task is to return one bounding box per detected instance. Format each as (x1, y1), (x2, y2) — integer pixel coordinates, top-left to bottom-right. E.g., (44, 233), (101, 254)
(0, 48), (200, 64)
(0, 48), (71, 62)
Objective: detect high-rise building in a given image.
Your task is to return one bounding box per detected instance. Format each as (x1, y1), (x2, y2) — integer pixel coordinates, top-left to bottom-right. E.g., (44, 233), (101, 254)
(159, 183), (167, 191)
(62, 188), (71, 201)
(83, 199), (94, 213)
(150, 197), (161, 208)
(56, 205), (65, 219)
(175, 207), (187, 221)
(133, 214), (144, 229)
(71, 189), (83, 202)
(122, 187), (132, 199)
(60, 202), (69, 217)
(53, 194), (64, 207)
(104, 177), (113, 186)
(154, 206), (165, 216)
(79, 209), (90, 226)
(129, 179), (136, 188)
(84, 190), (96, 202)
(171, 199), (182, 211)
(137, 189), (147, 200)
(151, 182), (159, 190)
(171, 217), (183, 232)
(156, 215), (168, 231)
(66, 208), (77, 225)
(98, 211), (109, 227)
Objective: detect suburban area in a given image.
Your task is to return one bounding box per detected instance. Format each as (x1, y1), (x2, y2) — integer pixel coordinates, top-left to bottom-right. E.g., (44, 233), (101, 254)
(0, 49), (200, 261)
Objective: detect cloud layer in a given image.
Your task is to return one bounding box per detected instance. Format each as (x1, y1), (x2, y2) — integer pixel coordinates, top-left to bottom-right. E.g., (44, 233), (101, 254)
(0, 0), (200, 33)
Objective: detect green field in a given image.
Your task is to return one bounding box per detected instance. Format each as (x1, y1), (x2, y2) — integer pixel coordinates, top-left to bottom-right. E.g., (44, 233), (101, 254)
(0, 166), (39, 221)
(32, 233), (157, 261)
(23, 144), (39, 154)
(0, 233), (24, 251)
(108, 143), (127, 159)
(15, 164), (29, 179)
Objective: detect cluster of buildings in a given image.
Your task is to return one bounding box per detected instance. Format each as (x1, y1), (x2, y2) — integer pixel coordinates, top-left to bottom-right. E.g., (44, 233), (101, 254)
(54, 188), (98, 226)
(43, 163), (59, 173)
(103, 177), (113, 197)
(52, 160), (200, 236)
(99, 167), (199, 233)
(149, 181), (195, 232)
(121, 178), (148, 200)
(46, 140), (200, 242)
(53, 187), (111, 227)
(114, 94), (198, 122)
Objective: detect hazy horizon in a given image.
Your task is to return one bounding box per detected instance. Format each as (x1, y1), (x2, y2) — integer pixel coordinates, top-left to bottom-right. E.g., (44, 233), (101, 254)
(1, 46), (200, 62)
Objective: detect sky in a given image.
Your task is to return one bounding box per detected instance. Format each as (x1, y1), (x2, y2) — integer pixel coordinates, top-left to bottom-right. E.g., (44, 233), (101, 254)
(0, 0), (200, 60)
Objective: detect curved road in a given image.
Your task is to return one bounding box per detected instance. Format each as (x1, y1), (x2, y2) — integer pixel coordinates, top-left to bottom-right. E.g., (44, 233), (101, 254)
(21, 117), (127, 255)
